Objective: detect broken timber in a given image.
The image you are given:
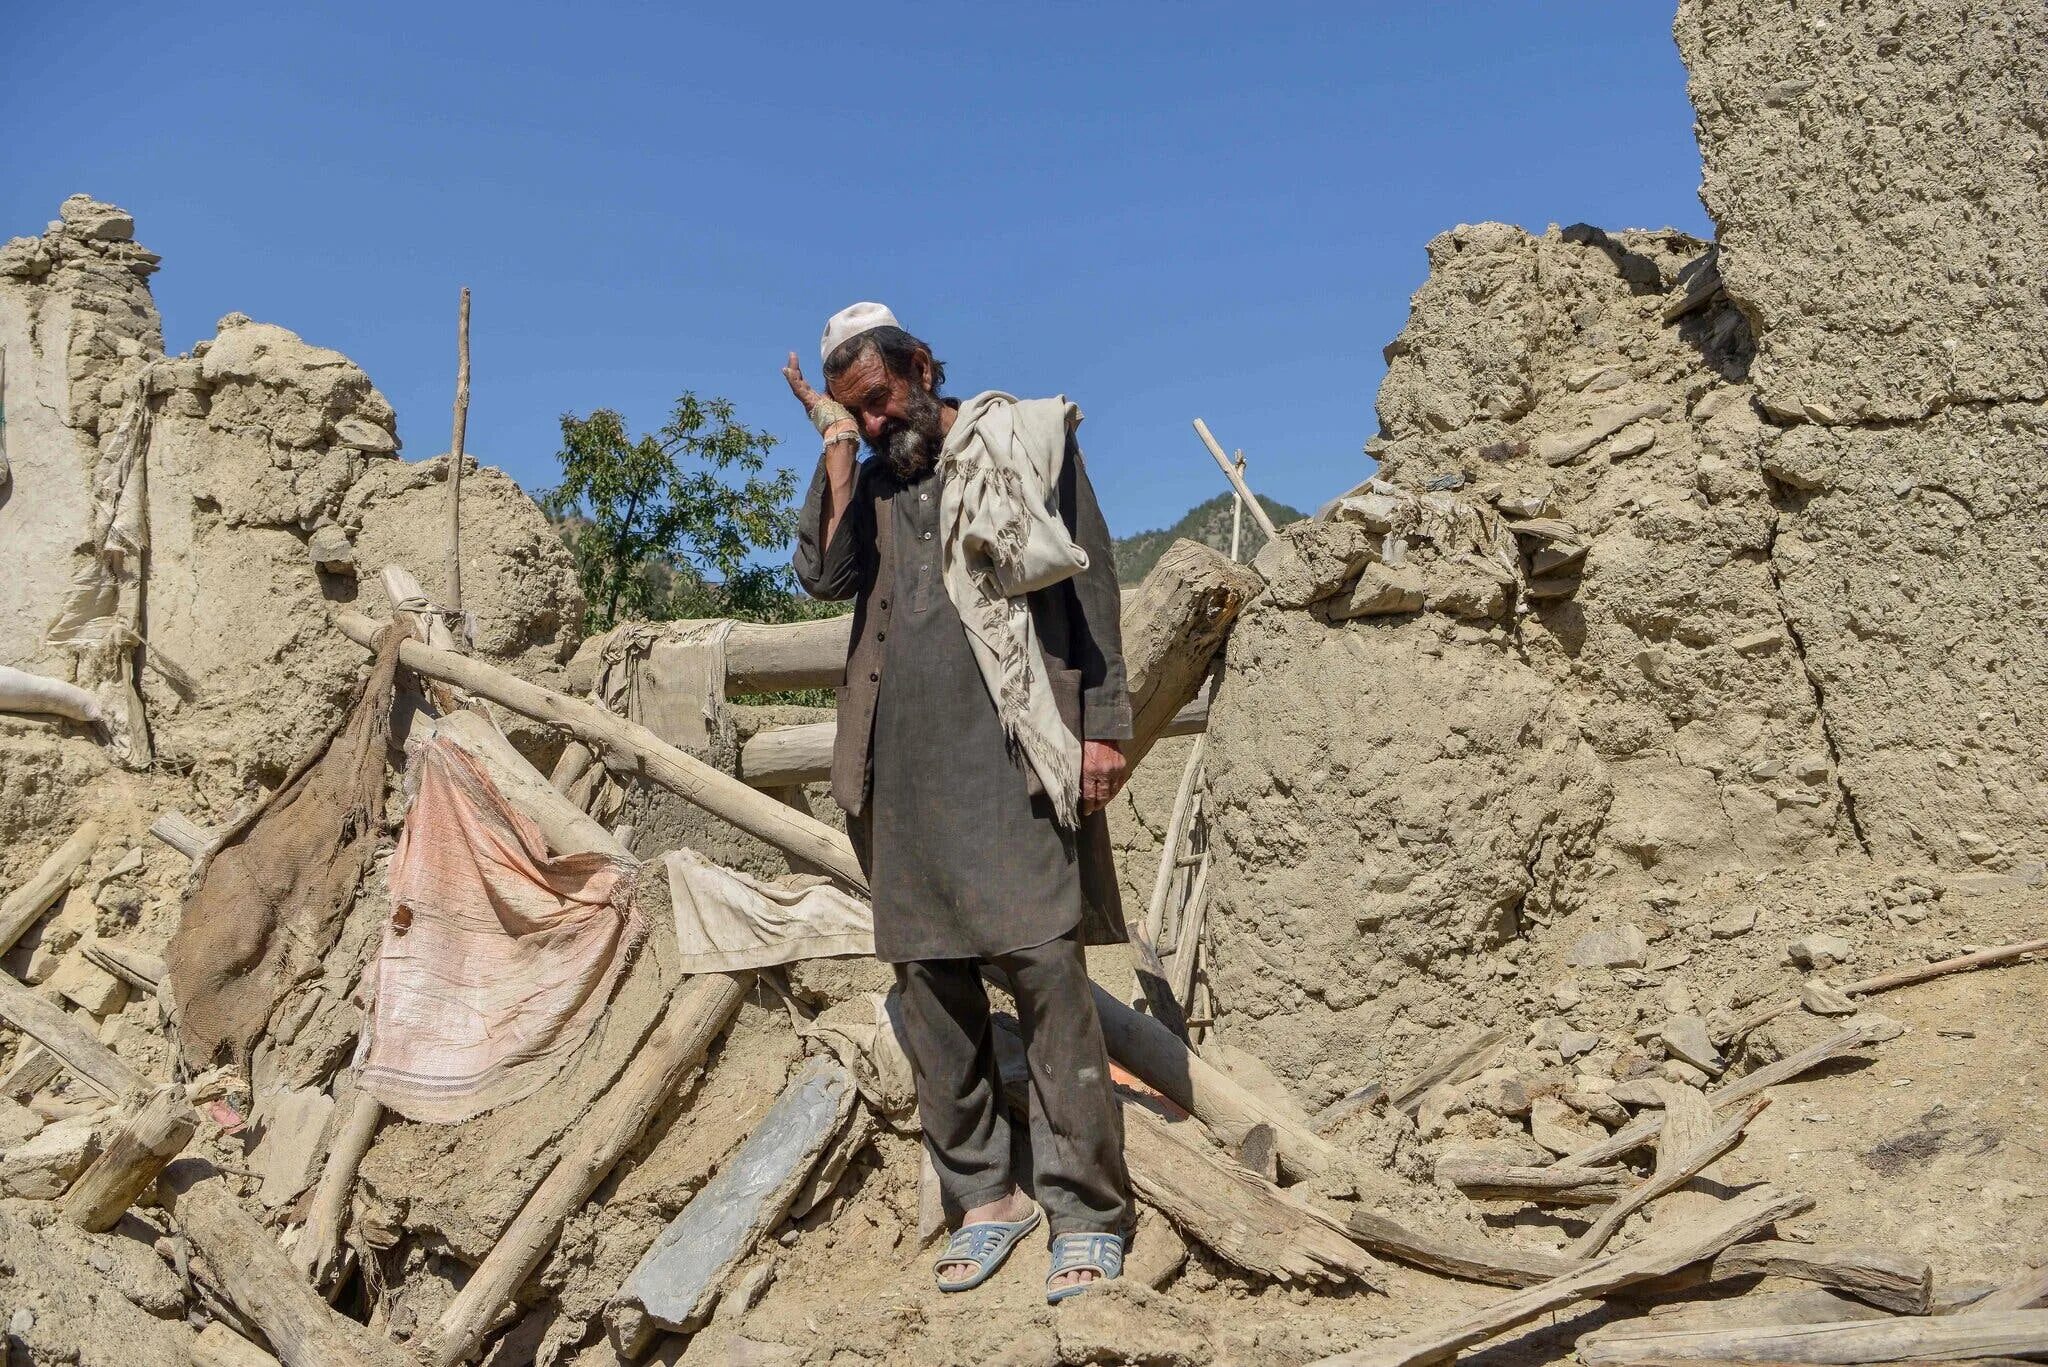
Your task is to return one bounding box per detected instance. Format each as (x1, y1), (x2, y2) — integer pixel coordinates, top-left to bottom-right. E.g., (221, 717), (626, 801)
(1304, 1185), (1815, 1367)
(622, 1058), (857, 1332)
(1637, 1240), (1935, 1316)
(0, 819), (102, 956)
(1434, 1157), (1636, 1207)
(62, 1081), (196, 1231)
(159, 1157), (413, 1367)
(1576, 1309), (2048, 1365)
(1571, 1096), (1772, 1257)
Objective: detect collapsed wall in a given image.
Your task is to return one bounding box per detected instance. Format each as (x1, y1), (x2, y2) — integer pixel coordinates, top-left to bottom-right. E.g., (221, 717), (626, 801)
(1199, 1), (2048, 1101)
(0, 199), (583, 834)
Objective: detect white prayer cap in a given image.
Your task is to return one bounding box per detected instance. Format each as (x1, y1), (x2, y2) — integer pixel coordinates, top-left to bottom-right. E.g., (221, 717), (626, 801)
(820, 301), (900, 366)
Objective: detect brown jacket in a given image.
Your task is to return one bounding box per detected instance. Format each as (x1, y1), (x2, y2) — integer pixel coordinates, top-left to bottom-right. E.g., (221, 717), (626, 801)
(793, 431), (1131, 946)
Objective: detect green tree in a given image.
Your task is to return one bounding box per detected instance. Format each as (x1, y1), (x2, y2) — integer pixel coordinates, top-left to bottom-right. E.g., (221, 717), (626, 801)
(539, 394), (806, 632)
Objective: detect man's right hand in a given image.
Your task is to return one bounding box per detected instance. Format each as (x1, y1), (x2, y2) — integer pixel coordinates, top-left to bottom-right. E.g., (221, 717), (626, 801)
(782, 351), (825, 416)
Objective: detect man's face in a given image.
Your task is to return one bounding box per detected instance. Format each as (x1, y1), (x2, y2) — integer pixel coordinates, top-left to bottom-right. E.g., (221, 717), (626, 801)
(825, 348), (945, 476)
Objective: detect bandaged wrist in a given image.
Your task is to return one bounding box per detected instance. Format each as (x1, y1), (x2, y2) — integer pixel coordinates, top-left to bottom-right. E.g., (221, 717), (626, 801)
(809, 398), (855, 436)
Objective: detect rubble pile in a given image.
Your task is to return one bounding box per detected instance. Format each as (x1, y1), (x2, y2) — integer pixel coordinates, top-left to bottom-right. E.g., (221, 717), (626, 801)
(0, 2), (2045, 1365)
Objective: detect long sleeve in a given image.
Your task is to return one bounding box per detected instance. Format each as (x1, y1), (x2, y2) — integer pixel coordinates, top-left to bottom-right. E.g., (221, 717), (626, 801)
(1058, 436), (1133, 741)
(792, 450), (868, 601)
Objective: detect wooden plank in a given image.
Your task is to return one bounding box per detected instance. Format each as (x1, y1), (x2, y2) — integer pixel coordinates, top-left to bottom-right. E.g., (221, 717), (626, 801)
(1434, 1157), (1635, 1207)
(1572, 1096), (1772, 1257)
(1303, 1186), (1814, 1367)
(1122, 1100), (1382, 1287)
(295, 1089), (382, 1289)
(623, 1059), (857, 1331)
(158, 1158), (411, 1367)
(422, 971), (753, 1367)
(0, 820), (102, 956)
(62, 1082), (196, 1231)
(1576, 1309), (2048, 1364)
(334, 611), (865, 893)
(79, 940), (164, 991)
(0, 1044), (62, 1103)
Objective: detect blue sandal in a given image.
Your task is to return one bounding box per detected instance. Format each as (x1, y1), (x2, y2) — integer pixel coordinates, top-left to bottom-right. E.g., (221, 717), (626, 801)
(934, 1202), (1043, 1291)
(1045, 1231), (1124, 1304)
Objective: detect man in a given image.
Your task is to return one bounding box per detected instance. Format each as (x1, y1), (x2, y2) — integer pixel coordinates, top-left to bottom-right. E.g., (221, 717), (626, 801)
(783, 303), (1133, 1302)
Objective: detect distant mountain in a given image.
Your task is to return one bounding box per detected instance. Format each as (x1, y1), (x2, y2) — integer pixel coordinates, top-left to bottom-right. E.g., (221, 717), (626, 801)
(1112, 491), (1306, 584)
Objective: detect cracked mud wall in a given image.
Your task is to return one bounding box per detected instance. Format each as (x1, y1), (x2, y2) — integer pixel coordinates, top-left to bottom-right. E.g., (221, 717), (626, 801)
(1196, 2), (2048, 1098)
(1682, 0), (2048, 867)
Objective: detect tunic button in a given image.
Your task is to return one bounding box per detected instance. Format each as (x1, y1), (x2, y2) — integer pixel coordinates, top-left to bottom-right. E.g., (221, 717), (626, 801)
(921, 531), (933, 541)
(869, 671), (879, 682)
(879, 598), (889, 609)
(877, 631), (886, 642)
(919, 492), (929, 502)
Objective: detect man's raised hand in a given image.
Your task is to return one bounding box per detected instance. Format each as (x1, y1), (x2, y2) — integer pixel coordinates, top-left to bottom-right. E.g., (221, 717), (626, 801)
(782, 351), (824, 416)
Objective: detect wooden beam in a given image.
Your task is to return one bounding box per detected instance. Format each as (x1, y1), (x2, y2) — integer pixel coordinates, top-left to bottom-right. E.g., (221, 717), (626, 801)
(294, 1090), (382, 1289)
(1576, 1309), (2048, 1365)
(0, 820), (102, 956)
(1434, 1157), (1635, 1207)
(333, 611), (864, 893)
(1391, 1027), (1508, 1115)
(1634, 1240), (1935, 1316)
(1191, 419), (1280, 539)
(1087, 981), (1337, 1182)
(1304, 1186), (1815, 1367)
(446, 286), (471, 612)
(737, 692), (1212, 789)
(1118, 541), (1261, 771)
(1343, 1207), (1571, 1288)
(149, 811), (215, 863)
(62, 1082), (196, 1231)
(722, 617), (852, 695)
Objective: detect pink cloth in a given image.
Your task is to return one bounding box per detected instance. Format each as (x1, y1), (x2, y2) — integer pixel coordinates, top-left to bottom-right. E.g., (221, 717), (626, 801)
(358, 737), (643, 1123)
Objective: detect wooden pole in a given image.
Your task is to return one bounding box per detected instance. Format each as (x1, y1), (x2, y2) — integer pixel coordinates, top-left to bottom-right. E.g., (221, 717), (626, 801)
(1088, 981), (1337, 1181)
(423, 972), (753, 1367)
(1229, 451), (1247, 560)
(295, 1090), (381, 1289)
(1192, 419), (1279, 539)
(1576, 1309), (2048, 1365)
(0, 820), (102, 956)
(62, 1082), (196, 1232)
(331, 611), (865, 892)
(447, 286), (471, 613)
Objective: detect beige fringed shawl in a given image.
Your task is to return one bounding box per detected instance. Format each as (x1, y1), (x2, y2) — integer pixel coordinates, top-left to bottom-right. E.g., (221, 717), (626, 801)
(937, 392), (1090, 827)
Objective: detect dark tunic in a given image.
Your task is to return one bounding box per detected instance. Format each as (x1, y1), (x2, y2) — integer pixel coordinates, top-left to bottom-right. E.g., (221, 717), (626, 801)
(792, 417), (1131, 964)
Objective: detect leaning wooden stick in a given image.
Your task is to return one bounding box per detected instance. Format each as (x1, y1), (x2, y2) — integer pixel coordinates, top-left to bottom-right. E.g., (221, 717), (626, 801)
(332, 611), (866, 892)
(0, 819), (102, 956)
(0, 970), (139, 1100)
(1191, 418), (1280, 538)
(446, 285), (471, 613)
(295, 1089), (382, 1288)
(1571, 1095), (1771, 1257)
(1722, 935), (2048, 1044)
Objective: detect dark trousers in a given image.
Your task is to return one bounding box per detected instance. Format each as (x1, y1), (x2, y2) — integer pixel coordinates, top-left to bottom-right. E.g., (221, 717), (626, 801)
(893, 932), (1130, 1237)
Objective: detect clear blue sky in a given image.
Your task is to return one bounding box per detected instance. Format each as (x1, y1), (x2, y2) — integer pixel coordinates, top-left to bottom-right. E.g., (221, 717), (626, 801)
(5, 2), (1709, 541)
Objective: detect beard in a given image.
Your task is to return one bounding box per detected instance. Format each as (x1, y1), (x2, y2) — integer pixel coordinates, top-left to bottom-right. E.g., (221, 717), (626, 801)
(870, 384), (946, 480)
